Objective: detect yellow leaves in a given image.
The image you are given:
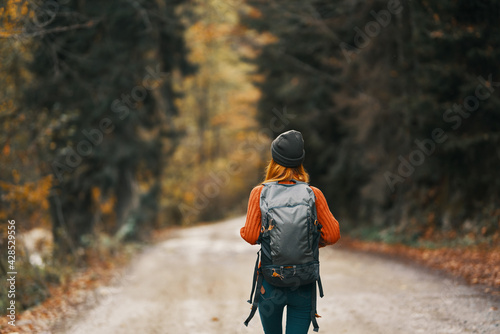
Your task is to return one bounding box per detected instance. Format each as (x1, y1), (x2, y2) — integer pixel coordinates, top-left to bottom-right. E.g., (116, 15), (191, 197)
(160, 0), (268, 225)
(6, 0), (28, 18)
(39, 175), (53, 210)
(0, 0), (30, 36)
(0, 100), (14, 113)
(187, 21), (234, 63)
(184, 192), (195, 203)
(12, 169), (21, 183)
(189, 21), (228, 42)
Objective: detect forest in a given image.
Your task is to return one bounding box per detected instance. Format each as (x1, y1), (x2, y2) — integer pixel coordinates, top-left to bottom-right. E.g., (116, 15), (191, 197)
(1, 0), (499, 317)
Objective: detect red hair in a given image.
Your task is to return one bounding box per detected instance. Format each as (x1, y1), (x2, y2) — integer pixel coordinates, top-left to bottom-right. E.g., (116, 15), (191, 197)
(264, 159), (309, 183)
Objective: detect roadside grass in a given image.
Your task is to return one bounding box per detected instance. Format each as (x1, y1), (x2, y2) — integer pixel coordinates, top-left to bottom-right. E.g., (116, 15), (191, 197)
(348, 224), (499, 249)
(0, 235), (144, 333)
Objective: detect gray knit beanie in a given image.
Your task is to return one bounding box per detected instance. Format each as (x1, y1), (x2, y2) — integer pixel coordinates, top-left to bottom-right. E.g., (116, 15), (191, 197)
(271, 130), (305, 168)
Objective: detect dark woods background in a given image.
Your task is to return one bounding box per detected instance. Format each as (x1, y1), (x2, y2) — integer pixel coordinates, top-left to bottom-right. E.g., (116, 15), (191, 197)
(1, 0), (499, 313)
(245, 0), (500, 243)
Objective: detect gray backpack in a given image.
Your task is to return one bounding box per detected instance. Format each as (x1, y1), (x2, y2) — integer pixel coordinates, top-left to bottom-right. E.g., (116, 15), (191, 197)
(244, 180), (324, 332)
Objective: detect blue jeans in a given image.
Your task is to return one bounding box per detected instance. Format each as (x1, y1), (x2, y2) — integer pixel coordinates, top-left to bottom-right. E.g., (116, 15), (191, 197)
(258, 279), (313, 334)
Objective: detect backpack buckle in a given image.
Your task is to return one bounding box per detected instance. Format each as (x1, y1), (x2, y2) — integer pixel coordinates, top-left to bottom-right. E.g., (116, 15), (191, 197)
(261, 219), (275, 233)
(272, 268), (284, 280)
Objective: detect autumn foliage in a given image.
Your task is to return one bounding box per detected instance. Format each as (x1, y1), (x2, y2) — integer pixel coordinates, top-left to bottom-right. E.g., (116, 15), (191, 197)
(1, 0), (500, 327)
(342, 238), (500, 295)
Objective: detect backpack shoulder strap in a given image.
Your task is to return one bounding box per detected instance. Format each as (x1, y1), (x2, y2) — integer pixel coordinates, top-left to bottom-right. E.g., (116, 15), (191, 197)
(244, 251), (264, 327)
(246, 250), (261, 304)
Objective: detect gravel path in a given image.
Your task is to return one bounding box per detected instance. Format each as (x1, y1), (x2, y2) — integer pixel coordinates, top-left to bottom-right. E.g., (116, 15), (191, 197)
(55, 216), (500, 334)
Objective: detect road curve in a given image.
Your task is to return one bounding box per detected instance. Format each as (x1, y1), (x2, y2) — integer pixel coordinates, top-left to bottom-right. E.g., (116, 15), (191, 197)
(55, 216), (500, 334)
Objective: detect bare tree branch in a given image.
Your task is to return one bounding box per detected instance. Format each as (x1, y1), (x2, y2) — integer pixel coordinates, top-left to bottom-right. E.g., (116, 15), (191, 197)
(0, 20), (99, 40)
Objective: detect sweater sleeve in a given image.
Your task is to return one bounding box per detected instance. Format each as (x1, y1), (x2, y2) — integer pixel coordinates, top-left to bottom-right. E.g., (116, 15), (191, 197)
(311, 186), (340, 247)
(240, 185), (263, 245)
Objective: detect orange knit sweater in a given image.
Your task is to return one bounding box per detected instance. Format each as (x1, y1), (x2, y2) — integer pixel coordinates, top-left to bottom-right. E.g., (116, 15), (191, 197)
(240, 182), (340, 247)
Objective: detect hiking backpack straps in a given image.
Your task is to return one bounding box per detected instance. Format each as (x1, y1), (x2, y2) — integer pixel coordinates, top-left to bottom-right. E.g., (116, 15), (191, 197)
(244, 250), (263, 327)
(244, 180), (324, 331)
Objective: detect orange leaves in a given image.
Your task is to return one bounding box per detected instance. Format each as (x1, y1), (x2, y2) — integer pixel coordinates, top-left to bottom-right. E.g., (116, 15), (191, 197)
(0, 175), (52, 204)
(12, 169), (21, 183)
(2, 143), (10, 156)
(342, 237), (500, 295)
(0, 175), (52, 225)
(430, 30), (444, 39)
(0, 243), (134, 334)
(247, 8), (262, 19)
(0, 0), (30, 37)
(91, 186), (116, 216)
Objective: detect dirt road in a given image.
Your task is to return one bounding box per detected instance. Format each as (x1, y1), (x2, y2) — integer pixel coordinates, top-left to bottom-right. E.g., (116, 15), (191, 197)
(55, 217), (499, 334)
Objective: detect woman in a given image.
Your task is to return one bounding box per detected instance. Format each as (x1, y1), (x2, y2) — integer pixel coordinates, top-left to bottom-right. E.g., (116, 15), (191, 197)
(240, 130), (340, 334)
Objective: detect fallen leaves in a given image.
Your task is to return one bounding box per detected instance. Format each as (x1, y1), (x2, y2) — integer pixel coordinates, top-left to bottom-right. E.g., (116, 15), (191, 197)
(0, 250), (134, 334)
(341, 237), (500, 296)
